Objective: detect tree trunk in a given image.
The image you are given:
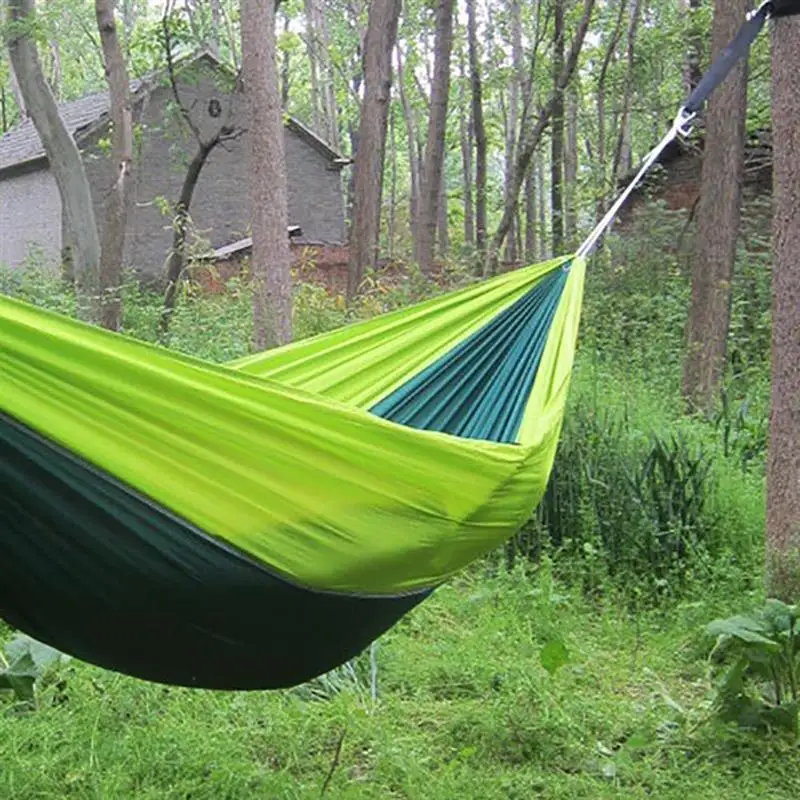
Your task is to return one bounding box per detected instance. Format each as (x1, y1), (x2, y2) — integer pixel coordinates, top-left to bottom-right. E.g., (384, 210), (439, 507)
(281, 11), (290, 109)
(766, 12), (800, 601)
(489, 0), (595, 271)
(437, 165), (449, 259)
(466, 0), (487, 259)
(209, 0), (223, 56)
(414, 0), (455, 274)
(459, 48), (474, 247)
(396, 45), (420, 245)
(306, 0), (339, 149)
(95, 0), (133, 332)
(595, 0), (626, 218)
(503, 0), (523, 266)
(7, 0), (101, 322)
(684, 0), (704, 95)
(304, 0), (323, 132)
(241, 0), (293, 349)
(564, 86), (579, 246)
(8, 56), (27, 118)
(346, 0), (402, 298)
(524, 164), (536, 261)
(550, 0), (566, 257)
(611, 0), (642, 183)
(159, 140), (219, 337)
(537, 153), (547, 260)
(681, 0), (749, 415)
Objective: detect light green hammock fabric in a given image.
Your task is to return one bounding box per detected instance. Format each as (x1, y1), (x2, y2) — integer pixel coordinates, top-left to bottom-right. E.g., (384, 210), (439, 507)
(1, 256), (585, 596)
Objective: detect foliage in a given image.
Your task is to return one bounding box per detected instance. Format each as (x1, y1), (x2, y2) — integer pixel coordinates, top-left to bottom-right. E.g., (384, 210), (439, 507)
(0, 634), (69, 709)
(705, 600), (799, 736)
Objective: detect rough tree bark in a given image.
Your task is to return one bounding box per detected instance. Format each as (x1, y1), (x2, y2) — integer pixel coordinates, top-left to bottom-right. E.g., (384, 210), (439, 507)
(766, 11), (800, 601)
(466, 0), (486, 259)
(414, 0), (455, 274)
(346, 0), (402, 298)
(6, 0), (101, 321)
(550, 0), (566, 256)
(682, 0), (749, 415)
(95, 0), (133, 332)
(488, 0), (595, 271)
(241, 0), (293, 348)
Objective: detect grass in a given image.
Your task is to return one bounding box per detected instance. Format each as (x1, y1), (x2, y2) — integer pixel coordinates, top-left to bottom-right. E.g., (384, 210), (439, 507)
(2, 567), (798, 799)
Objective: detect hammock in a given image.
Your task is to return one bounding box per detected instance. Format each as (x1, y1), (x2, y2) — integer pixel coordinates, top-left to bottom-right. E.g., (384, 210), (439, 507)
(1, 257), (583, 689)
(0, 2), (783, 690)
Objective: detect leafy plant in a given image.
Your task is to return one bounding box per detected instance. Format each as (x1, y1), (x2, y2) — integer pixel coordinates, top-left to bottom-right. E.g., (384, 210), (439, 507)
(705, 600), (799, 735)
(0, 634), (70, 708)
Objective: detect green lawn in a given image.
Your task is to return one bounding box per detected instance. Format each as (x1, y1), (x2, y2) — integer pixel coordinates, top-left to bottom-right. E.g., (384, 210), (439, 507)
(2, 565), (797, 799)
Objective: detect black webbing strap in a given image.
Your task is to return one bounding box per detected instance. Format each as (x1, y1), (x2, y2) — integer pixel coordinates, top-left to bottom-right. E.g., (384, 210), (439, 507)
(684, 4), (771, 114)
(770, 0), (800, 17)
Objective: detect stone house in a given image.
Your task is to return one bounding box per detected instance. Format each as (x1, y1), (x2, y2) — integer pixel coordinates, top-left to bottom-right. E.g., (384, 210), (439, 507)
(0, 52), (349, 280)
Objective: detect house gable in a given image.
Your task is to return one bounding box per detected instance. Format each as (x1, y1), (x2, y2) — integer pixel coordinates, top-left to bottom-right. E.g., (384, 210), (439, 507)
(0, 54), (347, 275)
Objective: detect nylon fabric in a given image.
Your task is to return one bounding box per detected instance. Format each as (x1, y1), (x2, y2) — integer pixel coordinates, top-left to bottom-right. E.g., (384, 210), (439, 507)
(371, 268), (568, 443)
(0, 256), (586, 595)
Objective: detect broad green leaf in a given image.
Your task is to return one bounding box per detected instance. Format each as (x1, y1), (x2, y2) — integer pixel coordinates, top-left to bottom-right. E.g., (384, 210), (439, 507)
(540, 639), (570, 676)
(0, 652), (38, 703)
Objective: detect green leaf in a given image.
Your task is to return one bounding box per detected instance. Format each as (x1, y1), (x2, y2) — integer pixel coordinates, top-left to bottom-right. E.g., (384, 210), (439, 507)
(5, 634), (67, 672)
(540, 639), (570, 676)
(706, 617), (780, 648)
(0, 652), (38, 703)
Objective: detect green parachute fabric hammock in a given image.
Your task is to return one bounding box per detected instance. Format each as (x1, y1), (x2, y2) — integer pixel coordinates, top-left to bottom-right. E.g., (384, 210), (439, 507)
(1, 256), (585, 689)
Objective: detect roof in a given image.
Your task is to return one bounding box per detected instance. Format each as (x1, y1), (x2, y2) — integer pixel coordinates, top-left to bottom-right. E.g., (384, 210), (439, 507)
(0, 52), (346, 176)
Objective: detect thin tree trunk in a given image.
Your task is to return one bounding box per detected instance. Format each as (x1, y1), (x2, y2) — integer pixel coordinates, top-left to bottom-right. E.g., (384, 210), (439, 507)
(304, 0), (323, 132)
(307, 0), (339, 149)
(160, 140), (220, 336)
(414, 0), (455, 274)
(281, 11), (290, 109)
(388, 102), (397, 260)
(466, 0), (486, 259)
(8, 56), (27, 118)
(684, 0), (704, 95)
(7, 0), (101, 322)
(550, 0), (566, 257)
(95, 0), (133, 332)
(766, 11), (800, 601)
(437, 164), (449, 259)
(537, 153), (547, 260)
(595, 0), (626, 218)
(241, 0), (293, 348)
(503, 0), (522, 266)
(396, 45), (420, 245)
(346, 0), (402, 298)
(564, 86), (579, 246)
(459, 47), (474, 247)
(611, 0), (642, 183)
(209, 0), (222, 56)
(682, 0), (749, 414)
(525, 164), (536, 261)
(489, 0), (595, 271)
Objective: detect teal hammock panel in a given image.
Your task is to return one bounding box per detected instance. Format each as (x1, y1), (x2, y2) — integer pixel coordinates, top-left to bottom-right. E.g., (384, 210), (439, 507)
(371, 265), (570, 443)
